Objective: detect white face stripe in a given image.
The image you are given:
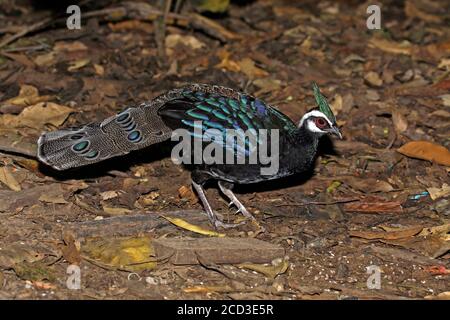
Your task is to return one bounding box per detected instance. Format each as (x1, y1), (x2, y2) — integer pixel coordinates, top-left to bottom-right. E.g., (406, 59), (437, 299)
(298, 110), (333, 128)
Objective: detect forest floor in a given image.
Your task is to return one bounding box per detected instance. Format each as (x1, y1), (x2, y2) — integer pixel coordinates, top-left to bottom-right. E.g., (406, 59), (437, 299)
(0, 0), (449, 299)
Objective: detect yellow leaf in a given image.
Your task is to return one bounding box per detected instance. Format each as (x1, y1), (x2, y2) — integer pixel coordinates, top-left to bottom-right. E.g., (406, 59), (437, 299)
(397, 141), (450, 166)
(162, 216), (225, 237)
(67, 58), (90, 71)
(0, 166), (21, 191)
(237, 258), (289, 279)
(102, 205), (132, 215)
(6, 84), (52, 106)
(82, 236), (156, 271)
(369, 38), (412, 55)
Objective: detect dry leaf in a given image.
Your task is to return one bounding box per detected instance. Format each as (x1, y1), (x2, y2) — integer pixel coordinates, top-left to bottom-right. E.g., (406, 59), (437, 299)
(350, 226), (423, 240)
(100, 190), (119, 201)
(0, 102), (74, 129)
(404, 1), (442, 23)
(237, 58), (269, 79)
(237, 258), (289, 279)
(82, 236), (156, 271)
(440, 94), (450, 107)
(178, 185), (197, 205)
(93, 64), (105, 76)
(109, 20), (154, 33)
(369, 38), (412, 55)
(183, 285), (234, 293)
(0, 166), (21, 191)
(54, 41), (88, 52)
(331, 94), (343, 116)
(102, 205), (132, 215)
(34, 51), (57, 67)
(392, 110), (408, 133)
(215, 49), (241, 72)
(162, 216), (225, 237)
(364, 71), (383, 87)
(425, 292), (450, 300)
(6, 84), (52, 106)
(397, 141), (450, 166)
(427, 184), (450, 200)
(67, 58), (90, 71)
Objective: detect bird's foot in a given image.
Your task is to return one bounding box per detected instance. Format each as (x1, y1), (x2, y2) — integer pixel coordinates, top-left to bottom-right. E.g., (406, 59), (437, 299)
(213, 218), (246, 229)
(192, 180), (245, 230)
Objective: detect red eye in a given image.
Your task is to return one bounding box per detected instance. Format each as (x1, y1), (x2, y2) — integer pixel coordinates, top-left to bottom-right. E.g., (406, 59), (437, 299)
(315, 117), (328, 128)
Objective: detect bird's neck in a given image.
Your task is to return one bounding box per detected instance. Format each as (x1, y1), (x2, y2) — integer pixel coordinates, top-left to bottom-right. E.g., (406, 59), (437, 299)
(280, 122), (320, 172)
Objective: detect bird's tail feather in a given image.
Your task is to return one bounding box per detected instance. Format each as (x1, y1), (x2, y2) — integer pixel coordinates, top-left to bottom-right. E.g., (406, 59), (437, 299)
(37, 104), (172, 170)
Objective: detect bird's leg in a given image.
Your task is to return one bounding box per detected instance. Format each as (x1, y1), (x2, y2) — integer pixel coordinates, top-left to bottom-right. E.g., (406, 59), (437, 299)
(218, 181), (256, 221)
(191, 181), (244, 229)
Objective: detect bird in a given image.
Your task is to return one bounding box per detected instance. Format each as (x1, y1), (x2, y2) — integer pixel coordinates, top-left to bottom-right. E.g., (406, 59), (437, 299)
(37, 82), (342, 229)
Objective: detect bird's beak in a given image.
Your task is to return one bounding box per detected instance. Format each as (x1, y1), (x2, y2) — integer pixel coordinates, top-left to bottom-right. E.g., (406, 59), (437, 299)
(330, 125), (342, 139)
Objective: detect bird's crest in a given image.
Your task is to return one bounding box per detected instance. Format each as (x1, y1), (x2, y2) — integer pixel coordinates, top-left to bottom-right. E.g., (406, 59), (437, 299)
(312, 82), (336, 124)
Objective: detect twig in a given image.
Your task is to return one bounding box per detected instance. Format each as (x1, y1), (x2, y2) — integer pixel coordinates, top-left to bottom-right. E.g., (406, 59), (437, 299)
(275, 198), (360, 207)
(0, 17), (53, 49)
(0, 145), (37, 158)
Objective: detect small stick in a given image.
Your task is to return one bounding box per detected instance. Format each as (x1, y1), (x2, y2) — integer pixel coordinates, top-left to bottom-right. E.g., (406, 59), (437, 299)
(276, 198), (360, 207)
(0, 17), (53, 49)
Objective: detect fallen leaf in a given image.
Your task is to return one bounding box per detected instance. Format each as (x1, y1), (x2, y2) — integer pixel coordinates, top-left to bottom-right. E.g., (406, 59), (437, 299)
(404, 1), (442, 23)
(350, 226), (423, 240)
(82, 236), (156, 271)
(253, 78), (282, 94)
(237, 258), (289, 279)
(331, 94), (343, 116)
(369, 38), (412, 55)
(215, 49), (240, 72)
(178, 185), (197, 205)
(397, 141), (450, 166)
(14, 261), (56, 282)
(425, 292), (450, 300)
(392, 110), (408, 133)
(237, 58), (269, 79)
(418, 223), (450, 237)
(162, 216), (225, 237)
(93, 64), (104, 76)
(100, 190), (119, 201)
(108, 20), (154, 33)
(54, 41), (88, 52)
(427, 184), (450, 200)
(191, 0), (230, 13)
(183, 285), (234, 293)
(440, 94), (450, 107)
(364, 71), (383, 87)
(60, 231), (81, 265)
(0, 102), (74, 129)
(344, 200), (403, 213)
(0, 166), (21, 191)
(34, 51), (57, 67)
(67, 58), (90, 71)
(423, 265), (450, 275)
(0, 243), (46, 269)
(6, 84), (52, 106)
(102, 205), (132, 215)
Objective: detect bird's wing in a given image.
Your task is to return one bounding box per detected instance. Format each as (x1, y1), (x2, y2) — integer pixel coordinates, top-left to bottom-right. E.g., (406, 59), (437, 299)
(158, 88), (297, 157)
